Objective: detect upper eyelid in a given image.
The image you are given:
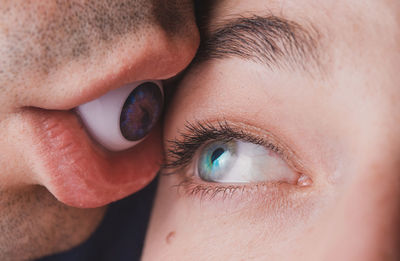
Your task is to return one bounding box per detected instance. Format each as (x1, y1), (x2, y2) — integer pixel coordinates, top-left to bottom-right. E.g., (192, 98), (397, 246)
(162, 119), (309, 178)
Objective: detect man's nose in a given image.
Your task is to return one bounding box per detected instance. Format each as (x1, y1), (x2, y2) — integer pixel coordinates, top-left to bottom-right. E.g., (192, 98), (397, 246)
(319, 157), (400, 260)
(25, 23), (200, 111)
(121, 27), (200, 82)
(77, 26), (200, 108)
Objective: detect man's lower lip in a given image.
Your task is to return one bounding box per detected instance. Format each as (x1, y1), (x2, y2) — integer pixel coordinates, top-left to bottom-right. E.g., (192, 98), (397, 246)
(27, 109), (162, 208)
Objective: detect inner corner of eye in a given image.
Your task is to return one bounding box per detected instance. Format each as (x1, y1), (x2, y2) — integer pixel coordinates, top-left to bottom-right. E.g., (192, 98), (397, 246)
(296, 173), (313, 187)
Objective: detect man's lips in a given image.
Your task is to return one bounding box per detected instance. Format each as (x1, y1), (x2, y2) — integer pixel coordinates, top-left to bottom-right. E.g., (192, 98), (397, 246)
(26, 109), (162, 208)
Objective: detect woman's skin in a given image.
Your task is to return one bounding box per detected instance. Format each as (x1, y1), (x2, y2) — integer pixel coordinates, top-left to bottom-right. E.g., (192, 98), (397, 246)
(143, 0), (400, 260)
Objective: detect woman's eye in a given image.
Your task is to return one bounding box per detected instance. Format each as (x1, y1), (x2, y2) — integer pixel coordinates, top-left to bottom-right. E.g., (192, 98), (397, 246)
(77, 81), (163, 151)
(196, 140), (299, 184)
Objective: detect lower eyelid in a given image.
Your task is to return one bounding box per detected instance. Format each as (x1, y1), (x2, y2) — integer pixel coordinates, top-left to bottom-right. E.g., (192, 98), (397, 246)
(171, 171), (311, 201)
(168, 174), (313, 214)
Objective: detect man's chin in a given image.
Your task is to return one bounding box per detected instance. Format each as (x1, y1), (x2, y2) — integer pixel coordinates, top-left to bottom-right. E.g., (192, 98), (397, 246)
(0, 185), (106, 261)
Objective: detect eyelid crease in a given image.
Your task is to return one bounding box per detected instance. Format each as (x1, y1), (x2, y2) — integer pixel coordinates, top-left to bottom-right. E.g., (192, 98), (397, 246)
(161, 120), (308, 179)
(163, 120), (262, 172)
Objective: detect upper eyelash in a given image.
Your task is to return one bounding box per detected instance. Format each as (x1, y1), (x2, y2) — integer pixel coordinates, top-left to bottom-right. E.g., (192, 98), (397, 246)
(162, 120), (281, 174)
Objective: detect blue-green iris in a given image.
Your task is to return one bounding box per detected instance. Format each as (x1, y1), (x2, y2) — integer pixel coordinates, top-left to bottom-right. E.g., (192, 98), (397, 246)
(198, 141), (237, 182)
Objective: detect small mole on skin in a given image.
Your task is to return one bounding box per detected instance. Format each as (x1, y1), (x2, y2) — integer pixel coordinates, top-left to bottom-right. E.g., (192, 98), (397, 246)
(166, 231), (176, 244)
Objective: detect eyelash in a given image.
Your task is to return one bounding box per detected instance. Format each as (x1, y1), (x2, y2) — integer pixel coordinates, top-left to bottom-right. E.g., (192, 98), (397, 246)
(162, 120), (294, 199)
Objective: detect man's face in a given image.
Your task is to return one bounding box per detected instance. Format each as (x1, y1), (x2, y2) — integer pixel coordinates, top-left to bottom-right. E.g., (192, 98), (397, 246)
(143, 0), (400, 260)
(0, 0), (198, 259)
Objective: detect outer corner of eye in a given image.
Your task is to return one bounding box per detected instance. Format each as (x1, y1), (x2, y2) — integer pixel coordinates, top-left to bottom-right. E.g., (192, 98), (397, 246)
(76, 80), (163, 151)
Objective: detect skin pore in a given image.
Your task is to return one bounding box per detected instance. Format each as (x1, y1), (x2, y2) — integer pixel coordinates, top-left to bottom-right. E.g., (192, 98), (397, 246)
(143, 0), (400, 260)
(0, 0), (199, 260)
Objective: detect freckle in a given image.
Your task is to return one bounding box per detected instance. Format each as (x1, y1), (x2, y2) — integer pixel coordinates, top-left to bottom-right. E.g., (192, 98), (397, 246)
(166, 231), (176, 245)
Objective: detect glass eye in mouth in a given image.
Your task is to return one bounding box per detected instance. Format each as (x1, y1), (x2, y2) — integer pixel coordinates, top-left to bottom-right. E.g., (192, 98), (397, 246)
(120, 82), (163, 141)
(77, 81), (163, 151)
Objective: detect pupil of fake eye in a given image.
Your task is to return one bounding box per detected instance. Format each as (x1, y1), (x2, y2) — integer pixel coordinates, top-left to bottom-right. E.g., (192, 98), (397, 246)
(120, 82), (162, 141)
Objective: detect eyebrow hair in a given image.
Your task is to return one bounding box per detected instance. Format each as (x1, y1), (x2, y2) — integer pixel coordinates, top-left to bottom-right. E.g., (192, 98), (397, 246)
(194, 15), (323, 73)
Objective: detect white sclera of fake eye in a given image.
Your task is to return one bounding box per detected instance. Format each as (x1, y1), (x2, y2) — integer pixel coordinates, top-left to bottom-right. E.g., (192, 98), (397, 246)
(77, 81), (163, 151)
(197, 140), (298, 184)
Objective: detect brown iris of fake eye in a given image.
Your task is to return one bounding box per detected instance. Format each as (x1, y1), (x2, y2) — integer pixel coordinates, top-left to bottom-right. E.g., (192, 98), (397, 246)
(120, 82), (163, 141)
(77, 81), (163, 151)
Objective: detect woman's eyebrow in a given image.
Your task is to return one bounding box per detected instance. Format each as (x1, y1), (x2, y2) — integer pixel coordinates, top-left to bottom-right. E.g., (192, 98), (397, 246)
(194, 15), (323, 74)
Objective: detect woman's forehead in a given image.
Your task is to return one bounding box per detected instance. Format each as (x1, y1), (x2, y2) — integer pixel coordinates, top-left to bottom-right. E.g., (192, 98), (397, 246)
(195, 0), (400, 92)
(201, 0), (400, 51)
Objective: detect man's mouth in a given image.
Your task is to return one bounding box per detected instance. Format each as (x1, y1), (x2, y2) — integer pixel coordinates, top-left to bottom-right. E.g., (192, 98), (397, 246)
(24, 108), (162, 208)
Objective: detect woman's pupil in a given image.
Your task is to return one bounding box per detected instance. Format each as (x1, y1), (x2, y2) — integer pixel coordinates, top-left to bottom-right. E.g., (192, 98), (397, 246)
(211, 148), (225, 163)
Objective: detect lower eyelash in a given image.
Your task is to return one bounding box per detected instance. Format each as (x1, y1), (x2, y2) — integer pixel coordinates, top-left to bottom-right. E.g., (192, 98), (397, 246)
(169, 173), (294, 203)
(173, 176), (244, 200)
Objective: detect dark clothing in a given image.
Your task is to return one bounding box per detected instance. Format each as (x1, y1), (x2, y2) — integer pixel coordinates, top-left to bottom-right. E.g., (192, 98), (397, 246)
(38, 178), (157, 261)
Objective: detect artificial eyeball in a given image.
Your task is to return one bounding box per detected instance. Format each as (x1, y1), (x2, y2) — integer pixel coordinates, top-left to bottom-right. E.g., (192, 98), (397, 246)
(77, 81), (163, 151)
